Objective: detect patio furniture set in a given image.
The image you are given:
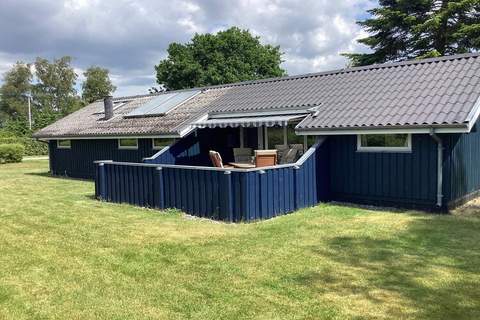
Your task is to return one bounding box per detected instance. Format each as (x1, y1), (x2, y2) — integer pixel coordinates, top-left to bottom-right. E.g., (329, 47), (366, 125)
(209, 144), (305, 169)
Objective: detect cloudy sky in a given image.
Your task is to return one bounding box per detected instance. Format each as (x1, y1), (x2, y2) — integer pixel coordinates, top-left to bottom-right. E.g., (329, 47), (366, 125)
(0, 0), (377, 96)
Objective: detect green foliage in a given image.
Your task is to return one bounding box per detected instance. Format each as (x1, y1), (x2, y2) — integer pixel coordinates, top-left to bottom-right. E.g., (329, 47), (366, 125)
(345, 0), (480, 66)
(33, 56), (82, 116)
(2, 110), (61, 137)
(155, 27), (286, 90)
(0, 56), (114, 134)
(82, 66), (116, 103)
(0, 143), (24, 163)
(0, 62), (32, 121)
(0, 136), (47, 156)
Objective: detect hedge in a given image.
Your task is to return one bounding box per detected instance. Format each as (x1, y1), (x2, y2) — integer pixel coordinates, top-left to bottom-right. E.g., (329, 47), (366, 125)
(0, 144), (24, 164)
(0, 137), (48, 156)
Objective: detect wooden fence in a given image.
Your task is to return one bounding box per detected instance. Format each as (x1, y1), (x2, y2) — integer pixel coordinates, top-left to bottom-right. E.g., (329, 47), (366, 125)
(95, 142), (323, 222)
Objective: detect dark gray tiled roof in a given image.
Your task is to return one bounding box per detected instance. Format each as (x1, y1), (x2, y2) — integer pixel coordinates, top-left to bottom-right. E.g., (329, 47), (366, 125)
(34, 53), (480, 139)
(296, 53), (480, 131)
(201, 53), (480, 130)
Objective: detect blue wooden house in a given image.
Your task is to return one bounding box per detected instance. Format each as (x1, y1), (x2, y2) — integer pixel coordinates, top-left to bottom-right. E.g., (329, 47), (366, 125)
(34, 53), (480, 220)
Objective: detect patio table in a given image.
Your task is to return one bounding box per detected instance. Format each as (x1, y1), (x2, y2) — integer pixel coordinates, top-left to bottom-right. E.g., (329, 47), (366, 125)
(228, 162), (256, 169)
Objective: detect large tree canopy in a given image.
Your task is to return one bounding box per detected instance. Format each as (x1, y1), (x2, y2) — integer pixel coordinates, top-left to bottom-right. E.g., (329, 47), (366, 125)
(155, 27), (286, 90)
(0, 57), (118, 135)
(33, 56), (81, 115)
(345, 0), (480, 66)
(82, 66), (116, 103)
(0, 62), (32, 121)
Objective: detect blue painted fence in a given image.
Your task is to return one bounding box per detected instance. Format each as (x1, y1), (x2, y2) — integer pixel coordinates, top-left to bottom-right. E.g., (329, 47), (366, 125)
(95, 142), (323, 222)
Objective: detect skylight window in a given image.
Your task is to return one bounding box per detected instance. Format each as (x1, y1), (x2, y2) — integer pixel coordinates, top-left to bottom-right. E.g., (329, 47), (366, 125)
(125, 90), (200, 118)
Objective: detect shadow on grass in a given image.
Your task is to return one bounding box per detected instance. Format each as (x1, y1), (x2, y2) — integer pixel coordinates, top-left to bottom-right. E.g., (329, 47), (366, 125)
(300, 215), (480, 319)
(25, 171), (92, 182)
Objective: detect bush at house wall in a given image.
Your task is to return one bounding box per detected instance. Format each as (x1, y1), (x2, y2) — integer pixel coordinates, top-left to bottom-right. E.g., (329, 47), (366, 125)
(0, 144), (25, 163)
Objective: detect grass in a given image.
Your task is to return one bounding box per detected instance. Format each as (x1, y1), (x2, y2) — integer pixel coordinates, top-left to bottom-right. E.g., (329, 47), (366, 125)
(0, 160), (480, 319)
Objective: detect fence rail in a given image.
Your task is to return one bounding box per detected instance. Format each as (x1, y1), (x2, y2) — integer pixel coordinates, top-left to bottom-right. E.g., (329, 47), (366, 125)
(95, 141), (323, 222)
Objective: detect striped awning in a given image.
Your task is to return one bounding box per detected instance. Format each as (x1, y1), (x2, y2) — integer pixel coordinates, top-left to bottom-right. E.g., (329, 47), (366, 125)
(192, 114), (306, 128)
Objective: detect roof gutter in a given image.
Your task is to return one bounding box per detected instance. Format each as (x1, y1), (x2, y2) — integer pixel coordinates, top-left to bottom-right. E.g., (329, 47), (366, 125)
(429, 128), (444, 208)
(33, 134), (184, 141)
(295, 124), (470, 135)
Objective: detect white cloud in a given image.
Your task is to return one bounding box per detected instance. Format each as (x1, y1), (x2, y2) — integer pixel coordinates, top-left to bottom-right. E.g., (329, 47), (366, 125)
(0, 0), (376, 96)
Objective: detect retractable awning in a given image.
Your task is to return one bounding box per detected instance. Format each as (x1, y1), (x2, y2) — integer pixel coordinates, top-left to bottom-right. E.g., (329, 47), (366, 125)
(192, 114), (307, 128)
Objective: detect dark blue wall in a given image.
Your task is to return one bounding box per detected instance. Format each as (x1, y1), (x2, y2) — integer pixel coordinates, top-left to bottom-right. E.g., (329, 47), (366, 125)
(54, 126), (480, 211)
(145, 127), (258, 166)
(443, 121), (480, 206)
(95, 141), (322, 222)
(326, 134), (438, 210)
(49, 138), (157, 179)
(49, 128), (258, 179)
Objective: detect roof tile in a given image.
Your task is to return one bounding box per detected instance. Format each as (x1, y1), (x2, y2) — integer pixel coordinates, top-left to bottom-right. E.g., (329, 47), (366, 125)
(35, 53), (480, 138)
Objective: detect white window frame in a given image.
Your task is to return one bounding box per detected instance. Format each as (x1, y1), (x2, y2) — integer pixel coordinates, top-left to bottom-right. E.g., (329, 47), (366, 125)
(118, 138), (138, 150)
(152, 138), (175, 150)
(357, 134), (412, 153)
(57, 140), (71, 149)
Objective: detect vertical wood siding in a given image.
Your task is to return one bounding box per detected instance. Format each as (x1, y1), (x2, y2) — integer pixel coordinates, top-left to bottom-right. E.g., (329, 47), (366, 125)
(49, 139), (155, 179)
(95, 143), (322, 222)
(443, 121), (480, 205)
(144, 128), (259, 166)
(327, 134), (438, 209)
(49, 128), (258, 178)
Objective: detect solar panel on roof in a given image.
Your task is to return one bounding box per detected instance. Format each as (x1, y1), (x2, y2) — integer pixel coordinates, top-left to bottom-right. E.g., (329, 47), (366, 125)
(126, 90), (200, 118)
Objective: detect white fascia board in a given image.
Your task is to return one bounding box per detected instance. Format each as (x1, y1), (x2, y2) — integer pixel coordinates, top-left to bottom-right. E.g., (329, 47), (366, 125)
(466, 95), (480, 132)
(41, 134), (183, 141)
(178, 126), (196, 137)
(295, 126), (470, 136)
(208, 109), (311, 119)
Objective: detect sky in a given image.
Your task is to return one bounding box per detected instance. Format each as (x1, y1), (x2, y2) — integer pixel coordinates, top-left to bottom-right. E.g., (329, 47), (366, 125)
(0, 0), (377, 97)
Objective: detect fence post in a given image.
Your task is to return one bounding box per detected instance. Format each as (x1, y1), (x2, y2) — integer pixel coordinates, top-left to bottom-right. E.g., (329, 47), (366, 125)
(259, 170), (267, 219)
(98, 162), (106, 200)
(221, 171), (234, 222)
(294, 165), (302, 210)
(155, 167), (165, 209)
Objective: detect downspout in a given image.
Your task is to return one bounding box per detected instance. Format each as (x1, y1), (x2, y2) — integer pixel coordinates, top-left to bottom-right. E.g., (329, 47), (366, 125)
(429, 129), (443, 207)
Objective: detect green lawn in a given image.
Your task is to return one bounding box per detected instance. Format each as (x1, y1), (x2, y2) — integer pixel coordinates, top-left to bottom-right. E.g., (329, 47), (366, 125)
(1, 160), (480, 319)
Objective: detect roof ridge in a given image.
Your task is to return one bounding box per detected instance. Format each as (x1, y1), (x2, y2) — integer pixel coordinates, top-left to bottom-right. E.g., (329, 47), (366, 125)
(204, 52), (480, 90)
(107, 52), (480, 100)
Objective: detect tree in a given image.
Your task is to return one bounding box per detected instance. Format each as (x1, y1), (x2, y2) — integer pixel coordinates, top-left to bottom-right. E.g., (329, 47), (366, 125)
(82, 66), (116, 103)
(0, 62), (32, 121)
(33, 56), (81, 115)
(344, 0), (480, 66)
(148, 85), (167, 94)
(155, 27), (286, 90)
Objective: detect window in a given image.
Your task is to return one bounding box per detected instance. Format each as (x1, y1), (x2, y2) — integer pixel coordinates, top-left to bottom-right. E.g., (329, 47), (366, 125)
(264, 124), (305, 149)
(118, 138), (138, 149)
(57, 140), (71, 149)
(152, 138), (175, 150)
(357, 134), (411, 152)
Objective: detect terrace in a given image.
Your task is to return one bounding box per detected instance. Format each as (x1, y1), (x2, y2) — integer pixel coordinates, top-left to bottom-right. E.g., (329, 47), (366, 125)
(95, 120), (327, 222)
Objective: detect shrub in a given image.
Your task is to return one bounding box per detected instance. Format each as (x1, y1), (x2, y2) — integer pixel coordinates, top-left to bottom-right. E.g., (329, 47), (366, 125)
(0, 144), (24, 164)
(0, 137), (48, 156)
